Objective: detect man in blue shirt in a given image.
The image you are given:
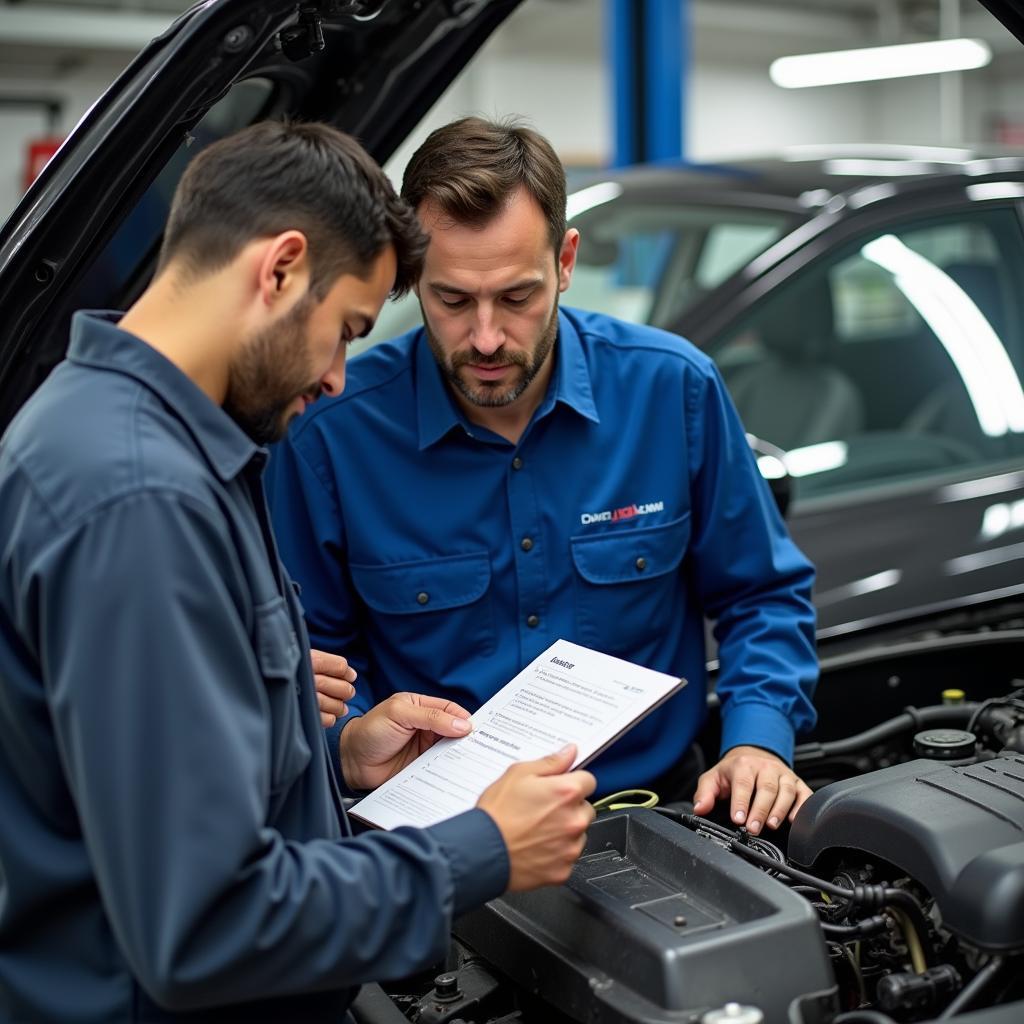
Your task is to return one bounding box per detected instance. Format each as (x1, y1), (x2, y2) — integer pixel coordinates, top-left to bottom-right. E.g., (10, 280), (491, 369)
(0, 121), (596, 1023)
(268, 117), (818, 837)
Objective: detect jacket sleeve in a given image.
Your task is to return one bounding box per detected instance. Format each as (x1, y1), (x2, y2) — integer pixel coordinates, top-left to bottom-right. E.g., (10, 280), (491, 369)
(266, 431), (381, 786)
(32, 490), (508, 1011)
(684, 363), (818, 766)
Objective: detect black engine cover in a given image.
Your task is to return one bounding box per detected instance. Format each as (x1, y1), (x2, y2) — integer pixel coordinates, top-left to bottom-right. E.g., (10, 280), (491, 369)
(454, 808), (836, 1024)
(788, 753), (1024, 951)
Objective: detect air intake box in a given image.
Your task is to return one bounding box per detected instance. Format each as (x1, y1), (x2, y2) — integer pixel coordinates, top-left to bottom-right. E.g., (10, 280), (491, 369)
(454, 808), (836, 1024)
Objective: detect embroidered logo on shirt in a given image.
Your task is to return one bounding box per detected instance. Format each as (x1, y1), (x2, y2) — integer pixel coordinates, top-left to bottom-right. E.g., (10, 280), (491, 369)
(580, 501), (664, 526)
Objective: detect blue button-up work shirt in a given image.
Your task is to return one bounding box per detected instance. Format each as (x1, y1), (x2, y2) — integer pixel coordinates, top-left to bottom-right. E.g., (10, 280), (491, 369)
(268, 308), (818, 795)
(0, 312), (508, 1023)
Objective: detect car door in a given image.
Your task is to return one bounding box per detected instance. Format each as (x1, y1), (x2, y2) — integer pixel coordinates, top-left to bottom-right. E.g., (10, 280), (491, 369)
(704, 196), (1024, 639)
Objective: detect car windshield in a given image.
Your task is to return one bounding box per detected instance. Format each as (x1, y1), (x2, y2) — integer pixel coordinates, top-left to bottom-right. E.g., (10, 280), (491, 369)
(564, 194), (791, 329)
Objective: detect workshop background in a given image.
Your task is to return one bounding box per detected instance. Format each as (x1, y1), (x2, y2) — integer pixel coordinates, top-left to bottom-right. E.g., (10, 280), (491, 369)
(0, 0), (1021, 223)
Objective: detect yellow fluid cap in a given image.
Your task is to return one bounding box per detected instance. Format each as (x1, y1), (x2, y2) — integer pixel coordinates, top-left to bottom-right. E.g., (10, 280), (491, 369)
(942, 688), (966, 705)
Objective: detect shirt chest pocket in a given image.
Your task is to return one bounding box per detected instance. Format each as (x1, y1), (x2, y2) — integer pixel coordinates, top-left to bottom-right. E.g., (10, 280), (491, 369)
(570, 513), (691, 657)
(254, 597), (312, 799)
(349, 551), (495, 679)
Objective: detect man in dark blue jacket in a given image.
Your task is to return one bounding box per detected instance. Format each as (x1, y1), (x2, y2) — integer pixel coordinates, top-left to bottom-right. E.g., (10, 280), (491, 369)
(268, 117), (818, 834)
(0, 121), (595, 1023)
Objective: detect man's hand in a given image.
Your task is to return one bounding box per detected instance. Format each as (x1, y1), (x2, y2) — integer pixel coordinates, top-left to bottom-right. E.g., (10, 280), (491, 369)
(311, 649), (357, 727)
(477, 745), (596, 891)
(692, 745), (812, 835)
(339, 692), (472, 790)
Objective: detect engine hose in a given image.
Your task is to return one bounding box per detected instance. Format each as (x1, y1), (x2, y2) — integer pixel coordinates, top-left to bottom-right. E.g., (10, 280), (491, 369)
(937, 956), (1005, 1019)
(660, 810), (934, 962)
(882, 890), (932, 969)
(820, 915), (889, 939)
(723, 837), (933, 965)
(795, 704), (978, 762)
(887, 907), (926, 974)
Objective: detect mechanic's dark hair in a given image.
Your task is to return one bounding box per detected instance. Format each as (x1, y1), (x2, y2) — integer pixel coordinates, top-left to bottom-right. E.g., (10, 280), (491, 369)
(401, 116), (567, 253)
(158, 120), (426, 298)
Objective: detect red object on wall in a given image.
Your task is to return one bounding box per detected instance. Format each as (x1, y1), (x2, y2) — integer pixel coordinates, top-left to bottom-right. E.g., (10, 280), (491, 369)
(23, 137), (64, 191)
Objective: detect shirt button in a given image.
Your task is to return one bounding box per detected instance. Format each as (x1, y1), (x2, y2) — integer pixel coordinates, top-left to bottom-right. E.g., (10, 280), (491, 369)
(526, 614), (540, 628)
(416, 591), (430, 605)
(635, 557), (647, 571)
(520, 537), (534, 552)
(511, 456), (524, 470)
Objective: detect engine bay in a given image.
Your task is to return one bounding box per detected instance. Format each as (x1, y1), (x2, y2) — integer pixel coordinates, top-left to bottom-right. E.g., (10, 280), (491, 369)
(352, 675), (1024, 1024)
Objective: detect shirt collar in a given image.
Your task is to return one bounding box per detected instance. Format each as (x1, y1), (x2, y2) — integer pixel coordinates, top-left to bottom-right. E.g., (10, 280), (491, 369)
(67, 311), (262, 481)
(415, 308), (600, 451)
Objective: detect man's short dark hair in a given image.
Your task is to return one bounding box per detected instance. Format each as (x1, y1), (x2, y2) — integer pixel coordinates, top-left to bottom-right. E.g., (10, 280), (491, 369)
(158, 120), (426, 298)
(401, 116), (567, 253)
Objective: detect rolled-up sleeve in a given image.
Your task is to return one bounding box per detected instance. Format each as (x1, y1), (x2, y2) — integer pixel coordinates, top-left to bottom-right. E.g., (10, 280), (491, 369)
(684, 365), (818, 766)
(31, 489), (507, 1010)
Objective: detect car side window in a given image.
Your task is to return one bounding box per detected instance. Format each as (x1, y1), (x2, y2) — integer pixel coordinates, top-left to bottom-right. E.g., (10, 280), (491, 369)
(564, 202), (790, 330)
(711, 207), (1024, 501)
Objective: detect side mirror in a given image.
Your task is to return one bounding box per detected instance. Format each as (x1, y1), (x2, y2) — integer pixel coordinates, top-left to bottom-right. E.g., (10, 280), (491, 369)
(747, 434), (792, 518)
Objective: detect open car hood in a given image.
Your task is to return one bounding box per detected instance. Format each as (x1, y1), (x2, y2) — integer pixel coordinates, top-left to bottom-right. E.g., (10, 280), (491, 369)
(0, 0), (523, 432)
(977, 0), (1024, 47)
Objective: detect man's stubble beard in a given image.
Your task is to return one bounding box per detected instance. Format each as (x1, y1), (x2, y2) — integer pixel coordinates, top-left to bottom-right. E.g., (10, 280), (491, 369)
(224, 293), (319, 446)
(424, 299), (559, 409)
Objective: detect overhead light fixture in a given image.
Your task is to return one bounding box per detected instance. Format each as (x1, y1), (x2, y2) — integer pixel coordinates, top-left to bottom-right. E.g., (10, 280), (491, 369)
(770, 38), (992, 89)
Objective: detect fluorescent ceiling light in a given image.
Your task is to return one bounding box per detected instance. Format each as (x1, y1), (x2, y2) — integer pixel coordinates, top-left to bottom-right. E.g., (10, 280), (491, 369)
(771, 38), (992, 89)
(566, 182), (622, 221)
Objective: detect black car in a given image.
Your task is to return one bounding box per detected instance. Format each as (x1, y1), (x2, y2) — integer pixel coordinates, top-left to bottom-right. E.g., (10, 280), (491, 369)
(2, 2), (1023, 1022)
(564, 150), (1024, 654)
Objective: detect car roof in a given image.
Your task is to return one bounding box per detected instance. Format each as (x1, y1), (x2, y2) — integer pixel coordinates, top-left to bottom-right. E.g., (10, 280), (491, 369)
(578, 147), (1024, 215)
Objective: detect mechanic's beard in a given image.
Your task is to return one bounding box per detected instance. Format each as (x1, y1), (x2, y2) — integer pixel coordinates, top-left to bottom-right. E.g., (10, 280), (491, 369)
(224, 294), (320, 446)
(425, 300), (559, 409)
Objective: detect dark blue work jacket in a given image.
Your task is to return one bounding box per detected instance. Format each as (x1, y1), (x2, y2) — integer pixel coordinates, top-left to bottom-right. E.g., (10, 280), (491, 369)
(0, 312), (507, 1022)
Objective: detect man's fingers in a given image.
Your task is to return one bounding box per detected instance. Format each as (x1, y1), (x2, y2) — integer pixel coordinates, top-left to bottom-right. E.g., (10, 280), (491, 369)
(315, 674), (356, 702)
(310, 649), (357, 681)
(788, 780), (814, 822)
(402, 692), (474, 722)
(523, 743), (578, 777)
(317, 690), (348, 719)
(746, 773), (783, 835)
(320, 711), (337, 728)
(565, 768), (598, 801)
(728, 767), (756, 826)
(764, 775), (799, 830)
(692, 770), (725, 815)
(391, 701), (472, 738)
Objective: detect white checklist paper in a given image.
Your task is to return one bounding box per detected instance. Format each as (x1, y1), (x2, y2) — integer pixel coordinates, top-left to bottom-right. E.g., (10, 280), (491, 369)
(349, 639), (686, 830)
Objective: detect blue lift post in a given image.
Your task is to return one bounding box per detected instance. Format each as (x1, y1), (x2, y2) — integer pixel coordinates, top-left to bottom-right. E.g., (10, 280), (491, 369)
(606, 0), (687, 167)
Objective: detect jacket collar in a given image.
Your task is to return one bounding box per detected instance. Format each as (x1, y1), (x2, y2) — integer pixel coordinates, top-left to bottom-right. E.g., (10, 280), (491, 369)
(67, 311), (262, 481)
